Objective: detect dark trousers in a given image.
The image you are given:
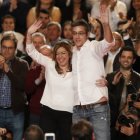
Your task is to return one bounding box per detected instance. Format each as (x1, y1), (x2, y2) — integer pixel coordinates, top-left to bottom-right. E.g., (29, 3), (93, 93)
(40, 106), (72, 140)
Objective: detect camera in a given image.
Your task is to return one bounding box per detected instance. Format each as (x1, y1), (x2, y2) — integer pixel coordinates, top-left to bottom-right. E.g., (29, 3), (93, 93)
(130, 93), (140, 102)
(118, 115), (135, 127)
(44, 133), (55, 140)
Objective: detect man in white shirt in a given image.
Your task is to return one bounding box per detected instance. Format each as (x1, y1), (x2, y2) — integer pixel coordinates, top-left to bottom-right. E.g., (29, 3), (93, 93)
(72, 2), (114, 140)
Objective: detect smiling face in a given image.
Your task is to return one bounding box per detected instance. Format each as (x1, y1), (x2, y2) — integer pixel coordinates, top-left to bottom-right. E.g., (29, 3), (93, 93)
(132, 0), (140, 10)
(119, 51), (135, 70)
(55, 47), (70, 68)
(72, 26), (88, 49)
(2, 17), (15, 31)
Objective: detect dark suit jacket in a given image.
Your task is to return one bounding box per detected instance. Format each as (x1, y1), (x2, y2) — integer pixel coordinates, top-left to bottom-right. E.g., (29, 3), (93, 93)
(0, 57), (29, 114)
(106, 70), (140, 127)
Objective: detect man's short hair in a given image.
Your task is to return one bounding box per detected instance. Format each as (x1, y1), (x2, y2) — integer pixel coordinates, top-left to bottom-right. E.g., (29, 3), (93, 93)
(72, 119), (93, 140)
(1, 14), (16, 24)
(24, 125), (44, 140)
(118, 47), (137, 60)
(1, 33), (17, 48)
(39, 9), (50, 16)
(72, 19), (90, 33)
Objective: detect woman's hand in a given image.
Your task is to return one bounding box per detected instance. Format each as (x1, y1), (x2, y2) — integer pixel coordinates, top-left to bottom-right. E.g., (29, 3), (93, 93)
(27, 20), (42, 35)
(26, 20), (42, 44)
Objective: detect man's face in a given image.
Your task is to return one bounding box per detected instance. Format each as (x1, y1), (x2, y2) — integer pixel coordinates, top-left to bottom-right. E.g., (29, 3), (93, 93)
(72, 26), (88, 49)
(47, 25), (61, 41)
(1, 40), (16, 61)
(2, 18), (15, 31)
(39, 13), (50, 28)
(32, 35), (45, 50)
(119, 51), (135, 70)
(110, 33), (123, 52)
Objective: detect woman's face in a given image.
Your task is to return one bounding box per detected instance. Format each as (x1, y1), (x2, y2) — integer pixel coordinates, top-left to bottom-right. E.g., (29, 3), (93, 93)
(55, 47), (70, 68)
(63, 24), (73, 40)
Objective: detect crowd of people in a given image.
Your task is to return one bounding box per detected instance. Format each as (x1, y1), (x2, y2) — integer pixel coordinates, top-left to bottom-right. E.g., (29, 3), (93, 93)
(0, 0), (140, 140)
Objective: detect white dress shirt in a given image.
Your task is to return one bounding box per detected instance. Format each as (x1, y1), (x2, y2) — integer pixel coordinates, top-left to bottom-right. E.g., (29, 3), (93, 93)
(72, 39), (114, 105)
(26, 44), (75, 113)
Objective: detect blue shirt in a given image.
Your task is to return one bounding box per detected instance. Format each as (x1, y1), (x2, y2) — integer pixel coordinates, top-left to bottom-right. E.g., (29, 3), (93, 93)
(0, 68), (12, 107)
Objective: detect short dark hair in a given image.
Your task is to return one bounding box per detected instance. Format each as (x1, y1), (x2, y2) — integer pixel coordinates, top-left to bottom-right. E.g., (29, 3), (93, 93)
(24, 125), (44, 140)
(39, 9), (50, 16)
(118, 47), (137, 60)
(72, 19), (90, 33)
(72, 119), (93, 140)
(1, 14), (16, 24)
(1, 33), (17, 48)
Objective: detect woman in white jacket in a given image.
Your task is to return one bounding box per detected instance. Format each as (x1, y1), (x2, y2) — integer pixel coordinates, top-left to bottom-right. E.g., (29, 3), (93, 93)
(26, 20), (74, 140)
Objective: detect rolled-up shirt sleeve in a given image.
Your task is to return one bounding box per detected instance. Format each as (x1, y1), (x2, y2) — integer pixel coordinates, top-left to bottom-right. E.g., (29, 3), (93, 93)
(26, 43), (52, 67)
(91, 39), (115, 58)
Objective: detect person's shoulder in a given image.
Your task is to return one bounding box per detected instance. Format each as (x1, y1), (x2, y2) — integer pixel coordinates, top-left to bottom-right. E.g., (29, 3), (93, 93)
(15, 57), (29, 66)
(53, 6), (60, 11)
(14, 32), (24, 38)
(117, 0), (127, 7)
(29, 6), (36, 13)
(52, 6), (61, 14)
(132, 70), (140, 78)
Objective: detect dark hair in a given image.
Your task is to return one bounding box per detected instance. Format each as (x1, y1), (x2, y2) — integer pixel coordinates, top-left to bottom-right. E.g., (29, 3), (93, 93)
(39, 9), (50, 16)
(1, 34), (17, 48)
(72, 119), (93, 140)
(118, 47), (137, 60)
(36, 0), (55, 18)
(63, 20), (72, 28)
(24, 125), (44, 140)
(62, 20), (72, 38)
(68, 0), (91, 21)
(72, 19), (90, 33)
(95, 18), (104, 41)
(53, 40), (72, 74)
(1, 14), (16, 24)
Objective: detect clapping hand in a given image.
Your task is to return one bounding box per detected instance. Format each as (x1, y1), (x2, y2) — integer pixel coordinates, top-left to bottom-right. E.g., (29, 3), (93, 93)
(112, 71), (122, 85)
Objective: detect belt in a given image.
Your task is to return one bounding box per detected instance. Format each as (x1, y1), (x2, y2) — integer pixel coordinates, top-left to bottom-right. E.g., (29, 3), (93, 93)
(0, 106), (12, 109)
(74, 101), (108, 110)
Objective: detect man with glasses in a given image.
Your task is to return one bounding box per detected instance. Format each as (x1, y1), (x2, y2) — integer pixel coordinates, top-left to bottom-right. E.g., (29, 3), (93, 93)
(72, 2), (114, 140)
(0, 34), (29, 140)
